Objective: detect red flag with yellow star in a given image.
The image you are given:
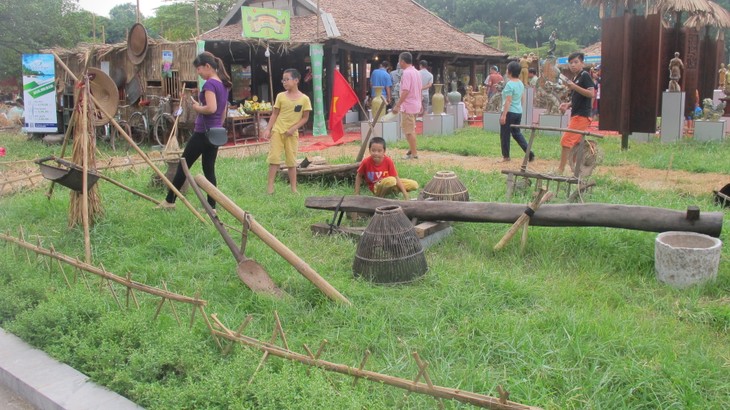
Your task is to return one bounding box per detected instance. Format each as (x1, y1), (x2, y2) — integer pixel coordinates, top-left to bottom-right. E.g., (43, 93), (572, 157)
(328, 69), (359, 141)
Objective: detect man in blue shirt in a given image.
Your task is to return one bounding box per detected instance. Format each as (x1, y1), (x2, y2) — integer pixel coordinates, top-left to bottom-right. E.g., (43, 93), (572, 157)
(370, 61), (392, 102)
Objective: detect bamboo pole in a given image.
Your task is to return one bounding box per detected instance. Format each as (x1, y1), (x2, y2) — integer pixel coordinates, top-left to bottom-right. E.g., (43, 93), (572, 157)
(80, 83), (92, 263)
(209, 322), (541, 410)
(46, 107), (76, 199)
(194, 175), (352, 305)
(0, 232), (206, 306)
(94, 171), (161, 205)
(355, 102), (386, 162)
(494, 189), (551, 251)
(51, 52), (207, 224)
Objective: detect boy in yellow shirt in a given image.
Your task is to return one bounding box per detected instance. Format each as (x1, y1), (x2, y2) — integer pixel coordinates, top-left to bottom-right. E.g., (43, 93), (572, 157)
(261, 68), (312, 194)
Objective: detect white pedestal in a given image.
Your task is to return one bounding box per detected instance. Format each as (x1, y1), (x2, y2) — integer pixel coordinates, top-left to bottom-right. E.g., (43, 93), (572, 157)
(694, 120), (726, 142)
(423, 114), (455, 136)
(660, 91), (685, 143)
(539, 113), (569, 135)
(447, 103), (465, 128)
(345, 110), (359, 124)
(713, 90), (724, 106)
(629, 132), (653, 143)
(483, 112), (500, 132)
(532, 108), (546, 125)
(361, 120), (399, 143)
(523, 87), (535, 125)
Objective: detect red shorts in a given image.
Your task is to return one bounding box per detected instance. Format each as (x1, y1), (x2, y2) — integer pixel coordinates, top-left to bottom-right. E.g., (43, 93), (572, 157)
(561, 116), (591, 148)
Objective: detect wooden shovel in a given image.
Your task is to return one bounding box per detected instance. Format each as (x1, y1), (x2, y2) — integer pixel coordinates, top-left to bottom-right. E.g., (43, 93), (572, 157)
(180, 159), (284, 297)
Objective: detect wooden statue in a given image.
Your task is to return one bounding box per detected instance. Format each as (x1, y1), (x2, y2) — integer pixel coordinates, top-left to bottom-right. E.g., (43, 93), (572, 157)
(719, 63), (727, 90)
(519, 54), (530, 85)
(463, 85), (475, 118)
(486, 81), (504, 112)
(668, 52), (683, 92)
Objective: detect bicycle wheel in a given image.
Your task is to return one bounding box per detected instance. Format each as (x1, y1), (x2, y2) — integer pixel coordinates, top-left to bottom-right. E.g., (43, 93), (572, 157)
(153, 113), (175, 145)
(128, 112), (148, 145)
(111, 121), (132, 152)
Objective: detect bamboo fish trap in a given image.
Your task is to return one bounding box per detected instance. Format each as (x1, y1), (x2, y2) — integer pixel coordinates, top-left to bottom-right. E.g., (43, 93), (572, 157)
(352, 205), (428, 284)
(420, 170), (469, 202)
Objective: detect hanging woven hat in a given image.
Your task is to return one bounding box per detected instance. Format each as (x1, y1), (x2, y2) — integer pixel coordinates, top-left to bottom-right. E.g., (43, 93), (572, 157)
(82, 67), (119, 127)
(127, 23), (149, 65)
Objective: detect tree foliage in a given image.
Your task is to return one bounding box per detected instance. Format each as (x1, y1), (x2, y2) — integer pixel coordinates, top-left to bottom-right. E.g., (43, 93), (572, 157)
(416, 0), (602, 51)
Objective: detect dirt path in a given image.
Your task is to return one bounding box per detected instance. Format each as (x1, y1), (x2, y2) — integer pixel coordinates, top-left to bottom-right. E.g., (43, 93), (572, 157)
(2, 141), (727, 197)
(313, 144), (729, 197)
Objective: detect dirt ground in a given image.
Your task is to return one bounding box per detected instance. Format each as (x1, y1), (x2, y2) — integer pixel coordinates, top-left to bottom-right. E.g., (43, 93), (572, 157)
(312, 143), (729, 197)
(1, 140), (728, 197)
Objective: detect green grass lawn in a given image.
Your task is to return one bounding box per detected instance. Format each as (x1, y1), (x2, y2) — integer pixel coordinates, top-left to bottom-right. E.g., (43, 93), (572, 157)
(1, 129), (729, 409)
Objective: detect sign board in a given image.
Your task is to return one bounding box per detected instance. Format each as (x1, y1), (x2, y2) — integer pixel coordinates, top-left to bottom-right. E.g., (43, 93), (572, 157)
(556, 55), (601, 65)
(241, 6), (290, 40)
(21, 54), (57, 133)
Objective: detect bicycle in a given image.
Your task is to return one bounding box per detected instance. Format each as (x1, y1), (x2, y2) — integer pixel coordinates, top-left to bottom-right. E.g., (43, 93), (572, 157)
(127, 95), (176, 146)
(94, 104), (131, 152)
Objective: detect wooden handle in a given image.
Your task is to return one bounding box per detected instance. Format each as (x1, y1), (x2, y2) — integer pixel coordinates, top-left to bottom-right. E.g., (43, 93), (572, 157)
(194, 175), (352, 306)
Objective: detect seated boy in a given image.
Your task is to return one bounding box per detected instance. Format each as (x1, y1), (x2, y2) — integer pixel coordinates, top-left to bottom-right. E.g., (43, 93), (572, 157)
(355, 137), (419, 199)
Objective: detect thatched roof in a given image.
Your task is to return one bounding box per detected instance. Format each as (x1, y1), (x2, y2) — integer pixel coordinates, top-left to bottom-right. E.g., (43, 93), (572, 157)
(684, 0), (730, 27)
(655, 0), (714, 14)
(581, 41), (601, 55)
(202, 0), (506, 58)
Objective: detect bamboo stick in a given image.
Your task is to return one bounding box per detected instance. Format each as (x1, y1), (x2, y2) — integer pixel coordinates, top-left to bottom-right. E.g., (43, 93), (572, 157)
(194, 175), (352, 305)
(0, 232), (206, 306)
(209, 323), (541, 410)
(493, 189), (550, 251)
(80, 84), (92, 264)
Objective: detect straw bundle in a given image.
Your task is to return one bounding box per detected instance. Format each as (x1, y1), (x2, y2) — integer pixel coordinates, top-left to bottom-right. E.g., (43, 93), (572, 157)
(68, 85), (104, 228)
(420, 171), (470, 202)
(353, 205), (427, 284)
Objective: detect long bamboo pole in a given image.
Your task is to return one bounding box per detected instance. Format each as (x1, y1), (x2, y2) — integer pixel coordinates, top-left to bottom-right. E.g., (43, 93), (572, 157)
(194, 175), (351, 305)
(51, 52), (207, 224)
(80, 82), (92, 263)
(0, 232), (206, 306)
(209, 323), (540, 410)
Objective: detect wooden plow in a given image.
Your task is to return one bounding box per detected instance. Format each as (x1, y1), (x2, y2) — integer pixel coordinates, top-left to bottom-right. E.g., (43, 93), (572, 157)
(502, 125), (603, 203)
(194, 175), (351, 305)
(209, 311), (542, 410)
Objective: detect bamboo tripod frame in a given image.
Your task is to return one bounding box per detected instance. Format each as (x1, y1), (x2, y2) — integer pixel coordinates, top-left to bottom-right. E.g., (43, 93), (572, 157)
(2, 228), (541, 410)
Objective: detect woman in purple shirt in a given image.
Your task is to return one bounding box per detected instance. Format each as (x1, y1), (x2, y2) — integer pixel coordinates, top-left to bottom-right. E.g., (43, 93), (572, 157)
(158, 52), (231, 211)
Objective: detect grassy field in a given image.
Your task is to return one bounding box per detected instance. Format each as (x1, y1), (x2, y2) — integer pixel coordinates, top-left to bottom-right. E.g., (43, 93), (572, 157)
(1, 129), (729, 409)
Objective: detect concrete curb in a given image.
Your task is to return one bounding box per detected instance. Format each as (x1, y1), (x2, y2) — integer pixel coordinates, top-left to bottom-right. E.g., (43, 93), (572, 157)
(0, 328), (143, 410)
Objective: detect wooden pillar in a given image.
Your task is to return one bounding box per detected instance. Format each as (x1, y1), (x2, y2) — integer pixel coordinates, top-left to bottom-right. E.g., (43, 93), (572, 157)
(358, 56), (367, 103)
(469, 61), (477, 89)
(325, 44), (338, 116)
(681, 28), (700, 118)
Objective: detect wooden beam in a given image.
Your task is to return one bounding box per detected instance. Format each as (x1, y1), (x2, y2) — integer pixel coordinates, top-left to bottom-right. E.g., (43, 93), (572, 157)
(304, 196), (723, 237)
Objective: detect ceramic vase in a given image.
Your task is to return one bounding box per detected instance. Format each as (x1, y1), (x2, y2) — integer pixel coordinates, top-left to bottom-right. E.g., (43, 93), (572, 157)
(371, 86), (386, 121)
(432, 84), (445, 115)
(447, 90), (462, 104)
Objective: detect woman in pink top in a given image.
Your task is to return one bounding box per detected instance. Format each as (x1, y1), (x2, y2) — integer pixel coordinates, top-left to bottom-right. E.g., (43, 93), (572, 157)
(392, 51), (422, 159)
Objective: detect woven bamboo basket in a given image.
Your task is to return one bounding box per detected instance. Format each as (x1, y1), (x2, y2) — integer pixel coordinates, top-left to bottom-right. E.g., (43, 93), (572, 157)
(352, 205), (428, 284)
(420, 170), (469, 201)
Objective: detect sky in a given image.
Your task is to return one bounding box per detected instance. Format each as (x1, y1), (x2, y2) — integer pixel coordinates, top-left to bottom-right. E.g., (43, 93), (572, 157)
(76, 0), (166, 18)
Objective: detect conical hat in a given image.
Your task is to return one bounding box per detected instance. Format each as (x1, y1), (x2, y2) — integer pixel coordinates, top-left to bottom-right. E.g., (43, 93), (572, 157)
(85, 68), (119, 126)
(127, 23), (149, 65)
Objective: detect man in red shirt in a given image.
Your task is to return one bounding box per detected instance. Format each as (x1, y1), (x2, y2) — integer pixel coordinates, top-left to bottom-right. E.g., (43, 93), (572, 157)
(484, 66), (504, 99)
